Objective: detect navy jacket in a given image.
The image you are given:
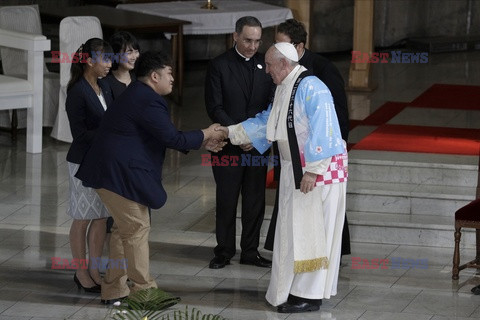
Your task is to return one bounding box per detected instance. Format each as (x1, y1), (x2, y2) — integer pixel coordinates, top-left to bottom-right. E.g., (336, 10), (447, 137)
(66, 77), (113, 164)
(75, 81), (204, 209)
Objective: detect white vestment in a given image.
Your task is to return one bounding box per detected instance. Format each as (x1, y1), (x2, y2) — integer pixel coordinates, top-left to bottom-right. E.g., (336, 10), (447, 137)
(228, 65), (347, 306)
(266, 155), (346, 305)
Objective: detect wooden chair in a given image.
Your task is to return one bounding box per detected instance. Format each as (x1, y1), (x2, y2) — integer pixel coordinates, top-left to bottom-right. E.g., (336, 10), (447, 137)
(452, 199), (480, 280)
(0, 28), (50, 153)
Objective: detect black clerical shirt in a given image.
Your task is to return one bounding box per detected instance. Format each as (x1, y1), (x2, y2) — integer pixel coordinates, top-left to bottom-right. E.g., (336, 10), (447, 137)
(234, 50), (255, 97)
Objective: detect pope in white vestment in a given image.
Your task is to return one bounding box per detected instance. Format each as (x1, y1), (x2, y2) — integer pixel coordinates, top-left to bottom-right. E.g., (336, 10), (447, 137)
(226, 43), (347, 313)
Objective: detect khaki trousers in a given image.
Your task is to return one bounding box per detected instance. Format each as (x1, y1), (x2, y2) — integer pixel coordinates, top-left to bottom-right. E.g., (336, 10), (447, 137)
(97, 188), (157, 300)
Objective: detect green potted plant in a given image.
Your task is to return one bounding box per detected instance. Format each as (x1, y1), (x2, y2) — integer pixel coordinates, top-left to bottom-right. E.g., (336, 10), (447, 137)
(104, 287), (228, 320)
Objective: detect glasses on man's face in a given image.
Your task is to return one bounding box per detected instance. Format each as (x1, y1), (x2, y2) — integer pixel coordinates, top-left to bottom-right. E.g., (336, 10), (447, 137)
(241, 39), (263, 46)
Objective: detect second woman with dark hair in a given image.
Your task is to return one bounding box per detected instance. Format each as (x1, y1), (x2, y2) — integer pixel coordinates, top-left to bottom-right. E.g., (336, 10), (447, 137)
(66, 38), (113, 293)
(101, 31), (140, 99)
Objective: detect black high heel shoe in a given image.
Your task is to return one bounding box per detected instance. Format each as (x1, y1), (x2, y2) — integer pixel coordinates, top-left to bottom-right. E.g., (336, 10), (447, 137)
(74, 273), (101, 293)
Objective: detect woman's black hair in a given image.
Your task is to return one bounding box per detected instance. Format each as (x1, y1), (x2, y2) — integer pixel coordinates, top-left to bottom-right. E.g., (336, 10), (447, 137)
(108, 31), (140, 70)
(67, 38), (113, 92)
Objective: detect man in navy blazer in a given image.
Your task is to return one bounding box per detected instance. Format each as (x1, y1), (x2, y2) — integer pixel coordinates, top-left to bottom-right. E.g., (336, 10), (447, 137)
(205, 16), (274, 269)
(76, 51), (226, 304)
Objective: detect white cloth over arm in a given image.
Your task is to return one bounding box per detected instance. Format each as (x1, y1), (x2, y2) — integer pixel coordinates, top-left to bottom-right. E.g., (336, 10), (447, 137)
(228, 104), (272, 154)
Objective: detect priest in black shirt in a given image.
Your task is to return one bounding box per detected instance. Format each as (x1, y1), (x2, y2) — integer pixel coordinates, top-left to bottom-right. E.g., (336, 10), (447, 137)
(205, 16), (274, 269)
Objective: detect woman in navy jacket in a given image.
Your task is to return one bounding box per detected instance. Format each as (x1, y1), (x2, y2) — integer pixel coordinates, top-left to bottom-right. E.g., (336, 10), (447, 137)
(65, 38), (113, 293)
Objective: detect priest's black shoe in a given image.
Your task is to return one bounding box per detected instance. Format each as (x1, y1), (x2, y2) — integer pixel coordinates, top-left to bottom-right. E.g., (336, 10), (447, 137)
(277, 301), (320, 313)
(239, 254), (272, 268)
(209, 256), (230, 269)
(471, 284), (480, 295)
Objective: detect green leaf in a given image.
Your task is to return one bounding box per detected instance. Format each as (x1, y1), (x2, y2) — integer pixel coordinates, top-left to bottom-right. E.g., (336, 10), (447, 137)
(105, 288), (228, 320)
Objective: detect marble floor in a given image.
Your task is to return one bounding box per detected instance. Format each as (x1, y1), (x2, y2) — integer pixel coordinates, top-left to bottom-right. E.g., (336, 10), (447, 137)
(0, 49), (480, 320)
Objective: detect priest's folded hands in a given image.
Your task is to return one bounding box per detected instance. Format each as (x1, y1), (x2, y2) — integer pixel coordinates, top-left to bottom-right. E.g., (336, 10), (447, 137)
(202, 123), (228, 152)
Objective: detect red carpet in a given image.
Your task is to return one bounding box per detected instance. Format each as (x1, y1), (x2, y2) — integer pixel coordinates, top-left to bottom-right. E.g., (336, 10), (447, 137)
(361, 101), (408, 125)
(352, 124), (480, 155)
(266, 168), (277, 189)
(349, 119), (363, 131)
(410, 84), (480, 110)
(267, 84), (480, 187)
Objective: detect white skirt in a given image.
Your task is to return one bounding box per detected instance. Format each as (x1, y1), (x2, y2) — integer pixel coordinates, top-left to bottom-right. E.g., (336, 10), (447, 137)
(67, 161), (109, 220)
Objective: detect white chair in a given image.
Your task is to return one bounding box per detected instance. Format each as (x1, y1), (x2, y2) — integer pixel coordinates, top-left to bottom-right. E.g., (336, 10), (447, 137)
(50, 16), (103, 143)
(0, 5), (59, 132)
(0, 28), (50, 153)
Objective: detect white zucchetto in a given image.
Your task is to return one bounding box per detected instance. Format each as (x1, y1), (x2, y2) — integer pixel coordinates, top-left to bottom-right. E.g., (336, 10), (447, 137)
(274, 42), (299, 62)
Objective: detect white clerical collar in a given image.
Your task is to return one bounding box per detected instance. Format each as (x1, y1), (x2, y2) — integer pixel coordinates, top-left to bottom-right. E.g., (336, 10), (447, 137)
(280, 65), (302, 86)
(235, 45), (251, 61)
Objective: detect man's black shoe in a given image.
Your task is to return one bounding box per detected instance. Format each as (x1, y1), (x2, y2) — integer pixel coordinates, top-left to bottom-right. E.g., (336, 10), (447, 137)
(209, 256), (230, 269)
(277, 301), (320, 313)
(100, 296), (128, 305)
(240, 254), (272, 268)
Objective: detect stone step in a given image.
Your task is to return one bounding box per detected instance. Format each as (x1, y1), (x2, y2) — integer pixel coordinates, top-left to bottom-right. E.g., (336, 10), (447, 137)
(347, 180), (476, 216)
(254, 208), (476, 249)
(236, 150), (479, 249)
(348, 150), (478, 187)
(347, 210), (476, 248)
(345, 149), (478, 248)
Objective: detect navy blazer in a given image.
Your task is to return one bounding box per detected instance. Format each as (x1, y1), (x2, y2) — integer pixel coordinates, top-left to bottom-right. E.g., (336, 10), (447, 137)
(205, 48), (274, 126)
(66, 77), (113, 164)
(75, 81), (204, 209)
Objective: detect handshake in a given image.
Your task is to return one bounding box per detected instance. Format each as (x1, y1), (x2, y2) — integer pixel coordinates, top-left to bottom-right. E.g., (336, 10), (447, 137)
(201, 123), (229, 152)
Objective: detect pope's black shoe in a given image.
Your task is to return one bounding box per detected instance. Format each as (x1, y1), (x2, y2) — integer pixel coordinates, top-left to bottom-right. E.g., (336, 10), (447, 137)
(209, 256), (230, 269)
(240, 254), (272, 268)
(288, 294), (322, 306)
(277, 301), (320, 313)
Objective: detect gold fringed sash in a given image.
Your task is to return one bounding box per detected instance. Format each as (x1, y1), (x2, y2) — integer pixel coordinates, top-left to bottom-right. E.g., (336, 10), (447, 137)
(294, 257), (329, 273)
